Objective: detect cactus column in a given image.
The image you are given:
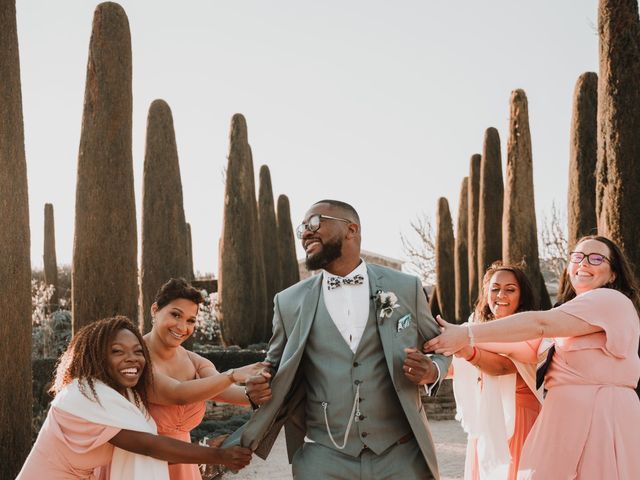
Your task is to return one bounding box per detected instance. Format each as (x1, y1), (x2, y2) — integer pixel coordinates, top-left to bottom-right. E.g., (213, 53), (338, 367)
(140, 99), (190, 333)
(435, 198), (455, 323)
(44, 203), (59, 306)
(277, 195), (300, 290)
(455, 178), (470, 323)
(72, 3), (137, 331)
(218, 114), (267, 347)
(503, 90), (551, 309)
(596, 0), (640, 280)
(0, 0), (33, 476)
(568, 73), (598, 249)
(467, 154), (481, 310)
(477, 128), (504, 288)
(258, 165), (282, 342)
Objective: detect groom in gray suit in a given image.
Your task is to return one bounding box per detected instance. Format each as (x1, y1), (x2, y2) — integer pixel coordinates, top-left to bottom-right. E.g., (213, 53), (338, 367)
(228, 199), (450, 479)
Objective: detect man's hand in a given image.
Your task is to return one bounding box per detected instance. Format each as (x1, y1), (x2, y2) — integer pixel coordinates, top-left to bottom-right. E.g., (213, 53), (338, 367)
(403, 348), (438, 385)
(245, 369), (273, 406)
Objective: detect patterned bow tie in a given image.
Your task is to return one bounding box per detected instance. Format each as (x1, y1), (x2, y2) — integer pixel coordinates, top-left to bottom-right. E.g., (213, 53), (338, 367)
(327, 274), (365, 290)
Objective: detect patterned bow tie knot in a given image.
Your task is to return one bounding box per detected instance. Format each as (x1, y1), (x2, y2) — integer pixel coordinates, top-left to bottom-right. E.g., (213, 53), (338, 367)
(327, 274), (365, 290)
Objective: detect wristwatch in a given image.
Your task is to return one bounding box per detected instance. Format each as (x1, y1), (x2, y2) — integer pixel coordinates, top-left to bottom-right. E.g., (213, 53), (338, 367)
(224, 369), (236, 383)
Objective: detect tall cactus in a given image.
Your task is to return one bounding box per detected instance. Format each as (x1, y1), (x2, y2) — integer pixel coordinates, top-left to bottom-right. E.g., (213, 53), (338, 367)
(72, 2), (137, 331)
(435, 197), (455, 323)
(258, 165), (281, 341)
(0, 0), (33, 475)
(455, 178), (470, 323)
(140, 99), (190, 332)
(277, 194), (300, 290)
(568, 73), (598, 249)
(477, 128), (504, 290)
(218, 114), (267, 347)
(44, 203), (59, 306)
(503, 89), (551, 309)
(596, 0), (640, 281)
(467, 154), (481, 310)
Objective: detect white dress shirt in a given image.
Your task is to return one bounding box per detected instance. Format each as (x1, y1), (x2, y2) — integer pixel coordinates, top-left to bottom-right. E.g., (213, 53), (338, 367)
(322, 260), (370, 353)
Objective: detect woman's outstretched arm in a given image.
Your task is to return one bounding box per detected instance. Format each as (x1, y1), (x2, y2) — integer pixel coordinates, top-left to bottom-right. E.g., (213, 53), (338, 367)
(109, 429), (252, 471)
(425, 310), (601, 356)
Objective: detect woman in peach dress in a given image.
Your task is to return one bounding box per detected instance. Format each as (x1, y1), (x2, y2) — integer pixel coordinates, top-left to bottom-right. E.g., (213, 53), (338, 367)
(144, 278), (266, 480)
(426, 235), (640, 479)
(17, 316), (252, 480)
(450, 263), (544, 480)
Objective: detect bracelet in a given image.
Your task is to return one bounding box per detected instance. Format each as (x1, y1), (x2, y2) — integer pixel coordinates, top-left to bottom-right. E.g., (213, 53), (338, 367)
(466, 346), (478, 363)
(467, 324), (475, 347)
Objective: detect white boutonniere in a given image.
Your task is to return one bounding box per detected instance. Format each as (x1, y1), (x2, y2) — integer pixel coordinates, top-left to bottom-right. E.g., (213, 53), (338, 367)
(375, 290), (400, 323)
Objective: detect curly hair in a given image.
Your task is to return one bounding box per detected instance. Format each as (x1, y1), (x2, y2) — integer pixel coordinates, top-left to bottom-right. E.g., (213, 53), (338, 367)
(557, 235), (640, 315)
(51, 316), (153, 410)
(474, 262), (539, 323)
(154, 277), (204, 310)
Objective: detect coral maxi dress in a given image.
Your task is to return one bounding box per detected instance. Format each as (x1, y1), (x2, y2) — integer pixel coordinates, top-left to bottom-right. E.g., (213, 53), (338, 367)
(517, 288), (640, 479)
(148, 401), (207, 480)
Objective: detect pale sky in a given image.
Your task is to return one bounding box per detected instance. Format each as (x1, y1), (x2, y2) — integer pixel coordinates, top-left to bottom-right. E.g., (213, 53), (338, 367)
(17, 0), (599, 275)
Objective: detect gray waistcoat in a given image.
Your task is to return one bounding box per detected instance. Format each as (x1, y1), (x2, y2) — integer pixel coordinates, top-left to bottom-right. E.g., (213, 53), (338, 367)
(302, 292), (411, 457)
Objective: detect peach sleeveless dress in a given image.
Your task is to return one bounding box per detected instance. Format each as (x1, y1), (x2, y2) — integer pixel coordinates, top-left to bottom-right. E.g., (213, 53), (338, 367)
(466, 374), (541, 480)
(148, 401), (207, 480)
(518, 288), (640, 479)
(17, 407), (117, 479)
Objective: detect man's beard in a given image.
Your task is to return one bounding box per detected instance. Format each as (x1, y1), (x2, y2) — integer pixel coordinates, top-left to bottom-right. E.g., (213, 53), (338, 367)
(305, 237), (343, 271)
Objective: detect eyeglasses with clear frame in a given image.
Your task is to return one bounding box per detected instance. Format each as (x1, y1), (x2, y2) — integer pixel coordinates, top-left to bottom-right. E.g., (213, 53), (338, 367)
(296, 214), (353, 239)
(569, 251), (610, 266)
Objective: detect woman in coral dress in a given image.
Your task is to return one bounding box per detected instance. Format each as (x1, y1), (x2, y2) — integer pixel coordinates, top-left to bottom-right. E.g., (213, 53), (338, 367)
(426, 235), (640, 479)
(451, 263), (544, 480)
(144, 278), (266, 480)
(17, 316), (252, 479)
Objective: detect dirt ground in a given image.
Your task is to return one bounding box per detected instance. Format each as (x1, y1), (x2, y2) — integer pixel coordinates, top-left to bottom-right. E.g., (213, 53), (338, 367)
(226, 419), (467, 480)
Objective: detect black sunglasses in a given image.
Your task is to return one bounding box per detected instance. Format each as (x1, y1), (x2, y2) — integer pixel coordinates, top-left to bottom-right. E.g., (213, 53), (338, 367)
(296, 214), (352, 239)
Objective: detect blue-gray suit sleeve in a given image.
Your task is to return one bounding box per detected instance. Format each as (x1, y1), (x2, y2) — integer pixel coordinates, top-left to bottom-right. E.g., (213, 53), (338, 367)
(264, 293), (287, 371)
(414, 277), (451, 396)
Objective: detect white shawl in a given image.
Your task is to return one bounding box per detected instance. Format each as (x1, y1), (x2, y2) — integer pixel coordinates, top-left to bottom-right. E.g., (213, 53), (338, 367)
(52, 379), (170, 480)
(452, 317), (550, 480)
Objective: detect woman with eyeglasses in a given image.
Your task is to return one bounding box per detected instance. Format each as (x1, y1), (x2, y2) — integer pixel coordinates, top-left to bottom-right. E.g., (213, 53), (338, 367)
(425, 235), (640, 479)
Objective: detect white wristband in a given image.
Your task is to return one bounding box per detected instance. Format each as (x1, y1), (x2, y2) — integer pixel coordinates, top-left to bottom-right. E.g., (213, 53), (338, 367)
(467, 324), (475, 347)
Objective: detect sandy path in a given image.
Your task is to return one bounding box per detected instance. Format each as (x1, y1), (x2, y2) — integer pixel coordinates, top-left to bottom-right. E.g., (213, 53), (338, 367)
(227, 419), (466, 479)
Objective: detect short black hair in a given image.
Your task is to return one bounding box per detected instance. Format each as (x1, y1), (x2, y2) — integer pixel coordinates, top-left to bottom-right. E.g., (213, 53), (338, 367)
(313, 199), (360, 225)
(154, 278), (204, 309)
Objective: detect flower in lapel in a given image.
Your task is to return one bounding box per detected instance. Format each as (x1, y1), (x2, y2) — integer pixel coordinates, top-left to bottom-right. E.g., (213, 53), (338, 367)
(374, 290), (400, 323)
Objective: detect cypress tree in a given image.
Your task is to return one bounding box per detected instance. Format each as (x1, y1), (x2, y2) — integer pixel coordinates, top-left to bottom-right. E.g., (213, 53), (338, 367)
(258, 165), (281, 341)
(277, 194), (300, 290)
(467, 153), (481, 310)
(429, 286), (442, 319)
(218, 114), (267, 347)
(435, 197), (455, 323)
(140, 99), (190, 333)
(568, 72), (598, 249)
(0, 0), (33, 475)
(477, 128), (503, 289)
(186, 222), (195, 281)
(455, 178), (470, 323)
(44, 203), (59, 306)
(596, 0), (640, 279)
(503, 89), (551, 309)
(72, 2), (137, 331)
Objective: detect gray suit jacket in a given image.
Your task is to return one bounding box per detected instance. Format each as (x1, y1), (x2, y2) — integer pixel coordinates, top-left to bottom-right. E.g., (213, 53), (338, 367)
(225, 263), (450, 479)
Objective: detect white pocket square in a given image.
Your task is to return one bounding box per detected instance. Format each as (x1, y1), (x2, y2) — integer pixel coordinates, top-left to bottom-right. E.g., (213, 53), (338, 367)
(397, 314), (412, 332)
